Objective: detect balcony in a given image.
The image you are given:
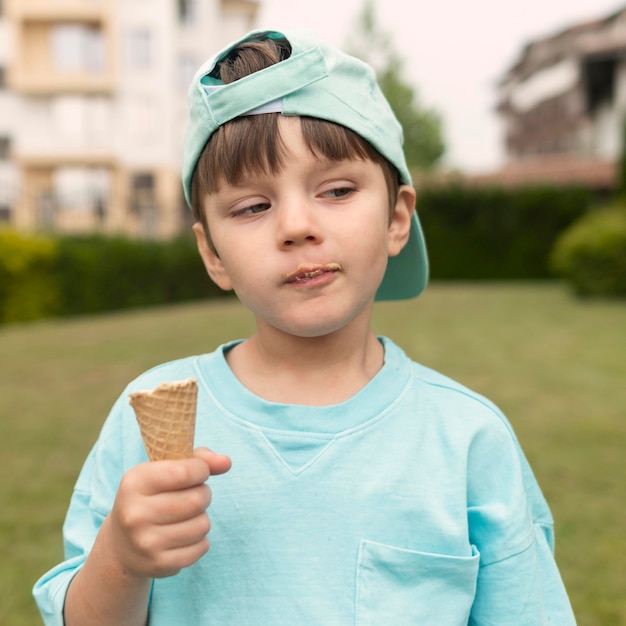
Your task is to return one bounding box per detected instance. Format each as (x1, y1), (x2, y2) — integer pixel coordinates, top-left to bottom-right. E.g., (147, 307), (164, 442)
(6, 0), (112, 23)
(14, 95), (117, 159)
(7, 19), (114, 94)
(8, 71), (114, 95)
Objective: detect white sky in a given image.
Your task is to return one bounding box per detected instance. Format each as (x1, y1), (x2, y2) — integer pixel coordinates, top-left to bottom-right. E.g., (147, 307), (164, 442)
(256, 0), (624, 172)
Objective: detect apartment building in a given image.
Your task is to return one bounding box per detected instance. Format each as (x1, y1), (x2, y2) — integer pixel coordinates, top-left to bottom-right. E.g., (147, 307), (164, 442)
(489, 5), (626, 189)
(0, 0), (258, 237)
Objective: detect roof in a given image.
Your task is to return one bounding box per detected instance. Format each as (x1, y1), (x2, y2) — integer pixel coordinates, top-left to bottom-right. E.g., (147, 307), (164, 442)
(462, 156), (616, 189)
(502, 4), (626, 81)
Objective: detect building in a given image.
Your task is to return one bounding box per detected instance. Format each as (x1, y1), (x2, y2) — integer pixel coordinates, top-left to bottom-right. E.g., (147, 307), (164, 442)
(490, 4), (626, 189)
(0, 0), (258, 237)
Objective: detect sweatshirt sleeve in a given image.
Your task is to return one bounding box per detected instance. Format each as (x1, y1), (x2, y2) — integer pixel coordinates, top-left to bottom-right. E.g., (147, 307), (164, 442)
(32, 394), (134, 625)
(466, 407), (576, 625)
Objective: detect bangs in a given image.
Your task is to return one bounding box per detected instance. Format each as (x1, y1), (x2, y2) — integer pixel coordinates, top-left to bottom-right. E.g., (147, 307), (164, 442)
(190, 115), (398, 221)
(300, 116), (380, 164)
(195, 114), (287, 195)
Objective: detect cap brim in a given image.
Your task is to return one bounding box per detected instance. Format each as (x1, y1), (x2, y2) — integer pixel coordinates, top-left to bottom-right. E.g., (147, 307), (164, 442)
(376, 213), (428, 301)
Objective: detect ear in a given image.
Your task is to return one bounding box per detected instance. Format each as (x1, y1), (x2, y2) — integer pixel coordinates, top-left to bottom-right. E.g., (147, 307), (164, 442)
(192, 222), (233, 291)
(387, 185), (416, 258)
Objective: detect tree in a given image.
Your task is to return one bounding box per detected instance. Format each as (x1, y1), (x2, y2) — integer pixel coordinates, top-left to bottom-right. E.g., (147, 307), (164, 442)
(617, 113), (626, 199)
(346, 0), (445, 170)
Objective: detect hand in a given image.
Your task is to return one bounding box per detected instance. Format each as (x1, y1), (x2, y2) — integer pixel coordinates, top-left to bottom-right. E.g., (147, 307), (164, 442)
(106, 447), (231, 580)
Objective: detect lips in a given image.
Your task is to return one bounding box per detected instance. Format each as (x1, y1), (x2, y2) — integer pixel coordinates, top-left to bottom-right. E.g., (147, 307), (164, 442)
(283, 263), (342, 284)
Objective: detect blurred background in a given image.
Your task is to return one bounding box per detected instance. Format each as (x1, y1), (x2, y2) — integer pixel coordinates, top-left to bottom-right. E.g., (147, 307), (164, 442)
(0, 1), (625, 625)
(0, 0), (624, 238)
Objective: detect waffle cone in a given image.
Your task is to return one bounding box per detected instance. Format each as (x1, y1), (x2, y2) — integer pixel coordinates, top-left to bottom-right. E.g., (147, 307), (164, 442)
(129, 378), (198, 461)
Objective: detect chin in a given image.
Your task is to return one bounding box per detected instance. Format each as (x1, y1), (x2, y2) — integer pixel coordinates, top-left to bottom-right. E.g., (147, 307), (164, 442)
(277, 311), (366, 339)
(277, 323), (343, 339)
(255, 296), (374, 339)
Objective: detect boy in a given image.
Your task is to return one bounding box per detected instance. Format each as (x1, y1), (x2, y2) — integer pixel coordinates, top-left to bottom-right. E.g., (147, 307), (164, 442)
(34, 29), (576, 625)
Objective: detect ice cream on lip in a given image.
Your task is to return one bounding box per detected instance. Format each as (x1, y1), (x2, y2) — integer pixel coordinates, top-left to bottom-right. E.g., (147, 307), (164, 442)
(282, 263), (342, 284)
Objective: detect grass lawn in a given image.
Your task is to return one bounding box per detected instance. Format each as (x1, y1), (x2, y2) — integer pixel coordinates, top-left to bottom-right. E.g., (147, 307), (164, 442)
(1, 282), (624, 625)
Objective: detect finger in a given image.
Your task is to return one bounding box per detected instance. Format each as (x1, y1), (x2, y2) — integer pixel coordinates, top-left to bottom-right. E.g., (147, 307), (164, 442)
(161, 513), (212, 550)
(193, 447), (232, 476)
(151, 484), (212, 525)
(151, 536), (211, 579)
(130, 457), (211, 496)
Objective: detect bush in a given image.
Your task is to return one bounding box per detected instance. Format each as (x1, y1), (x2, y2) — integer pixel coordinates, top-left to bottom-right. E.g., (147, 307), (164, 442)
(416, 184), (594, 279)
(52, 234), (227, 316)
(0, 229), (60, 323)
(550, 204), (626, 297)
(0, 231), (230, 325)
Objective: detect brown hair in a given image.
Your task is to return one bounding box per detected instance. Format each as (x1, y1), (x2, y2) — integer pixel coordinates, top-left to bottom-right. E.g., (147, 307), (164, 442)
(190, 37), (401, 235)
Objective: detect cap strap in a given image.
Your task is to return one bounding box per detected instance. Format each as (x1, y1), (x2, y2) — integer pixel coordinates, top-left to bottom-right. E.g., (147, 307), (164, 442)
(201, 46), (328, 126)
(203, 85), (284, 116)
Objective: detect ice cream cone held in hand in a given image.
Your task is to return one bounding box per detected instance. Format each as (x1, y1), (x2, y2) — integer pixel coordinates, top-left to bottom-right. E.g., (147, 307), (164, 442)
(129, 378), (198, 461)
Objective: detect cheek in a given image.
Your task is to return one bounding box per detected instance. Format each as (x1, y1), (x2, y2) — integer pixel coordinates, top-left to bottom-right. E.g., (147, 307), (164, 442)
(216, 245), (271, 299)
(354, 213), (393, 281)
(349, 212), (390, 256)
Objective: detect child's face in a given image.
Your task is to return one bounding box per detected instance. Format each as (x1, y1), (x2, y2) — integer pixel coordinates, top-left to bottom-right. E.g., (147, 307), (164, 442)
(194, 117), (414, 339)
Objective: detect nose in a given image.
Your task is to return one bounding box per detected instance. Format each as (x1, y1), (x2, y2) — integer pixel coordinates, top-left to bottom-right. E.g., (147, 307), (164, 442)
(276, 197), (323, 248)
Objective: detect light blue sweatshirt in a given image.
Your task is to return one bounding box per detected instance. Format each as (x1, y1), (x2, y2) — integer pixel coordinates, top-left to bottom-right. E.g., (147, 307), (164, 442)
(34, 338), (576, 625)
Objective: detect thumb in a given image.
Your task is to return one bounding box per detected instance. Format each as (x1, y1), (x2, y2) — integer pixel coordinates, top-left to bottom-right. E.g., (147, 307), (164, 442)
(193, 447), (232, 476)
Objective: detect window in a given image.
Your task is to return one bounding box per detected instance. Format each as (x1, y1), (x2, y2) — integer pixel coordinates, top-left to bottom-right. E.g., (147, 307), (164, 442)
(87, 97), (112, 146)
(177, 54), (198, 90)
(131, 172), (157, 236)
(52, 97), (86, 140)
(0, 136), (10, 160)
(0, 162), (16, 222)
(24, 97), (52, 140)
(51, 24), (105, 73)
(180, 188), (194, 229)
(131, 173), (156, 212)
(127, 97), (158, 139)
(178, 0), (197, 24)
(54, 167), (111, 211)
(583, 57), (616, 112)
(124, 29), (153, 69)
(52, 96), (111, 146)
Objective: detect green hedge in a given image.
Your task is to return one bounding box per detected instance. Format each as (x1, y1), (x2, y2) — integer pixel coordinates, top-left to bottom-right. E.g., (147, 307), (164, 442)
(0, 229), (59, 324)
(0, 232), (228, 324)
(0, 183), (609, 323)
(416, 184), (594, 279)
(550, 203), (626, 297)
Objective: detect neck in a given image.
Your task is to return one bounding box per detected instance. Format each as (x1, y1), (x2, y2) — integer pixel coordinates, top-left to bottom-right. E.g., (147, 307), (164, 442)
(225, 319), (384, 406)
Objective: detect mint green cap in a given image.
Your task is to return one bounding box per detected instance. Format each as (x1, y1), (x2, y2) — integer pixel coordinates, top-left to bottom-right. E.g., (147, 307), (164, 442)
(182, 29), (428, 300)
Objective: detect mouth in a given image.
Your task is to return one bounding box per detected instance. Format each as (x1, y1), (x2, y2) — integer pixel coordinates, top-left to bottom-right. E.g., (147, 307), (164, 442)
(282, 263), (342, 284)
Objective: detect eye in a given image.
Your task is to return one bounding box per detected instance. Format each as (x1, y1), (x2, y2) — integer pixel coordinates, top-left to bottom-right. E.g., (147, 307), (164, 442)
(231, 202), (271, 217)
(321, 186), (356, 199)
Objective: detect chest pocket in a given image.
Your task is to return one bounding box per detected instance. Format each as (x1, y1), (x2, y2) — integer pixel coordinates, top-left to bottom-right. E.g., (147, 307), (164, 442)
(355, 540), (480, 626)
